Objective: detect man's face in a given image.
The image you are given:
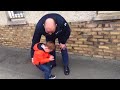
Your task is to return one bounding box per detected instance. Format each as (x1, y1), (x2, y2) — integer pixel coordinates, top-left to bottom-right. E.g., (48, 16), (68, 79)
(44, 18), (57, 35)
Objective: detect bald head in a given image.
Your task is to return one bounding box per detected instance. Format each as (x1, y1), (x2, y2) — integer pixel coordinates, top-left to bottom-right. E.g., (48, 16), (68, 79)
(44, 18), (57, 34)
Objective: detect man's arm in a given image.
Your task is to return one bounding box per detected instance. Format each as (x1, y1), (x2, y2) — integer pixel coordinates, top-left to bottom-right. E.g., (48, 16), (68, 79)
(63, 21), (71, 44)
(31, 21), (43, 58)
(58, 21), (71, 44)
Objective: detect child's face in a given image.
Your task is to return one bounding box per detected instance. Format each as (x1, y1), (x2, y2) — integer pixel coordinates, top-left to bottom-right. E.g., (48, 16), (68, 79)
(44, 47), (52, 53)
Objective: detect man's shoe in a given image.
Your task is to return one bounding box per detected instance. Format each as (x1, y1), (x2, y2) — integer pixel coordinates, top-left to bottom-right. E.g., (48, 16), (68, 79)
(64, 66), (70, 75)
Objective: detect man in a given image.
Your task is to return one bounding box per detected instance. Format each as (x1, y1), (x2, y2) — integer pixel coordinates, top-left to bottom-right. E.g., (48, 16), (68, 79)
(31, 13), (71, 75)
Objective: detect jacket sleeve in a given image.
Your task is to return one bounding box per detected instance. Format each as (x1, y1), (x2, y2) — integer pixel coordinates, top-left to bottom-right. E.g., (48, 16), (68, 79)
(38, 53), (50, 65)
(40, 58), (50, 64)
(31, 20), (44, 58)
(58, 20), (71, 44)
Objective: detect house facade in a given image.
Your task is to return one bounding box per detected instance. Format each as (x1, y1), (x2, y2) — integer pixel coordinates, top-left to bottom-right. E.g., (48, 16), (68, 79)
(0, 11), (120, 60)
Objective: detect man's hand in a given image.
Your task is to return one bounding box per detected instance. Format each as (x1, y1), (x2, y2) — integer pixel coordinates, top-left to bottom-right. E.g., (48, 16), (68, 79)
(59, 43), (66, 50)
(49, 55), (54, 61)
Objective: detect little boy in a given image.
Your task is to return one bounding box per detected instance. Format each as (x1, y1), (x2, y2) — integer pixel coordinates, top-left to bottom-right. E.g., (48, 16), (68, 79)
(32, 41), (56, 79)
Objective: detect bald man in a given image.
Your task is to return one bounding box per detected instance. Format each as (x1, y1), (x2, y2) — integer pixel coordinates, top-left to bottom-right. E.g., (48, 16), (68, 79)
(31, 13), (71, 75)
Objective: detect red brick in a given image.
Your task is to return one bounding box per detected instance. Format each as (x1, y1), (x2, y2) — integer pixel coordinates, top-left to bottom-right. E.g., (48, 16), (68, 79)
(111, 23), (120, 27)
(74, 47), (83, 50)
(79, 45), (88, 48)
(75, 41), (83, 44)
(69, 38), (77, 41)
(104, 36), (111, 39)
(105, 23), (110, 27)
(99, 46), (109, 49)
(83, 48), (93, 51)
(29, 23), (35, 27)
(78, 23), (86, 28)
(86, 23), (97, 28)
(110, 32), (120, 35)
(98, 24), (102, 28)
(98, 52), (105, 56)
(93, 35), (103, 39)
(78, 51), (85, 54)
(117, 47), (120, 50)
(98, 31), (109, 35)
(99, 42), (105, 45)
(103, 28), (113, 31)
(111, 36), (117, 39)
(78, 38), (87, 41)
(90, 39), (97, 42)
(98, 39), (109, 42)
(104, 56), (115, 59)
(117, 43), (120, 46)
(92, 28), (102, 31)
(84, 42), (94, 45)
(117, 36), (120, 39)
(71, 44), (79, 47)
(80, 29), (91, 32)
(93, 55), (103, 58)
(84, 29), (92, 32)
(90, 32), (97, 35)
(116, 28), (120, 30)
(103, 50), (113, 53)
(95, 49), (103, 52)
(84, 54), (92, 57)
(67, 46), (72, 50)
(112, 39), (120, 43)
(72, 28), (81, 31)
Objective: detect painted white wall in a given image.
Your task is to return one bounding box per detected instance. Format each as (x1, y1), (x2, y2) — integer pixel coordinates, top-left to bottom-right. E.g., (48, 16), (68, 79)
(98, 11), (120, 14)
(0, 11), (97, 25)
(24, 11), (97, 24)
(0, 11), (8, 25)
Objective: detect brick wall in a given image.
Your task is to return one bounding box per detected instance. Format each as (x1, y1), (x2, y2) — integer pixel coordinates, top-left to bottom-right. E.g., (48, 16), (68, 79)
(0, 20), (120, 60)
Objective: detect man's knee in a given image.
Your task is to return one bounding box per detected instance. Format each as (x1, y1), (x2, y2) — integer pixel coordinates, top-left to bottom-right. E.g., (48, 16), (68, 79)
(61, 48), (67, 52)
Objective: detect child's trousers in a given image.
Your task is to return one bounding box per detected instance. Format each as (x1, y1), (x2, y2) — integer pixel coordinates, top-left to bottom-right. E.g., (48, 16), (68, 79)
(36, 63), (51, 79)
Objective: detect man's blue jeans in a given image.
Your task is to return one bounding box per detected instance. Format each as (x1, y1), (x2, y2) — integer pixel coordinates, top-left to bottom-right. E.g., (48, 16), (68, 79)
(36, 63), (51, 79)
(49, 48), (69, 67)
(46, 37), (69, 67)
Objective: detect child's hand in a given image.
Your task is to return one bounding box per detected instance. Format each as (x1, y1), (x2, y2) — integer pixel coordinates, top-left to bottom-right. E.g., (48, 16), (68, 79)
(50, 55), (54, 59)
(49, 55), (54, 61)
(32, 58), (35, 65)
(32, 58), (34, 63)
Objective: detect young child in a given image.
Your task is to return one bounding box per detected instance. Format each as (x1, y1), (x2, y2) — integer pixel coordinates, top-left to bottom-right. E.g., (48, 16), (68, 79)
(32, 41), (56, 79)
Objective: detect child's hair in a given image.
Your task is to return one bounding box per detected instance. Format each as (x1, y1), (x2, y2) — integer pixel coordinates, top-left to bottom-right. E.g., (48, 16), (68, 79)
(45, 41), (55, 51)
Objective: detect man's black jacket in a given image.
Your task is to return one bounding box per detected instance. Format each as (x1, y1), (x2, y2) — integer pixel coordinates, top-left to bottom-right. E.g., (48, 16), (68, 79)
(31, 13), (71, 58)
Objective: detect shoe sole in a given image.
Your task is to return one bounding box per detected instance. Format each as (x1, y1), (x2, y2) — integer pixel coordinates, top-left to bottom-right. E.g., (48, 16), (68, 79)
(49, 76), (56, 79)
(64, 73), (70, 75)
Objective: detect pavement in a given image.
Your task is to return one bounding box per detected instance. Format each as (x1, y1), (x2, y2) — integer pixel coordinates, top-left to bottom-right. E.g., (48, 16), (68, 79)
(0, 46), (120, 79)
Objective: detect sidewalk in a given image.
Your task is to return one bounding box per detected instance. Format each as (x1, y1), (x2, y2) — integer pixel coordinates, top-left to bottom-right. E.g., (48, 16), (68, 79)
(0, 46), (120, 79)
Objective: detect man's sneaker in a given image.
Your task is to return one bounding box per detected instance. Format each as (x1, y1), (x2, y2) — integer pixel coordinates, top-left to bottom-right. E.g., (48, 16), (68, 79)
(64, 66), (70, 75)
(49, 75), (56, 79)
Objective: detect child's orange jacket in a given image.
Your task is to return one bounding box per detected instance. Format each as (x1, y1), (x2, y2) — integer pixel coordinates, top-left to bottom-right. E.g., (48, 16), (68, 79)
(32, 43), (50, 65)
